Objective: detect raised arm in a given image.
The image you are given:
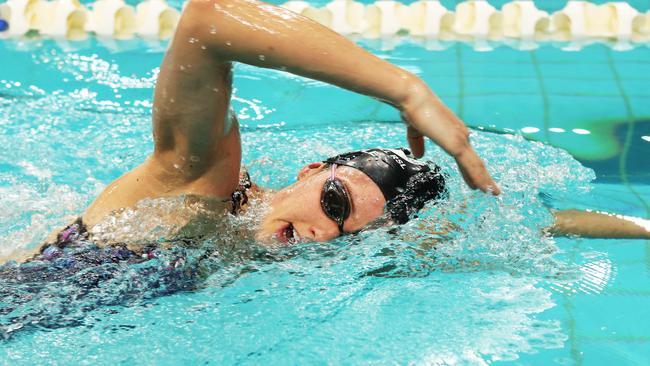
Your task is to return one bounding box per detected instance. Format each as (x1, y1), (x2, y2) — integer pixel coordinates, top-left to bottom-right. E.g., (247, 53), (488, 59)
(548, 209), (650, 239)
(174, 0), (499, 194)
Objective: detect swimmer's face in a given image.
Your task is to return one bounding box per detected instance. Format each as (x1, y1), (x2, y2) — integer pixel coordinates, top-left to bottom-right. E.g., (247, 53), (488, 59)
(257, 162), (386, 245)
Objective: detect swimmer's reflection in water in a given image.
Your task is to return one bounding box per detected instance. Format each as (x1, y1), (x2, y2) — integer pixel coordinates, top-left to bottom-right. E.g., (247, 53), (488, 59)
(1, 0), (649, 338)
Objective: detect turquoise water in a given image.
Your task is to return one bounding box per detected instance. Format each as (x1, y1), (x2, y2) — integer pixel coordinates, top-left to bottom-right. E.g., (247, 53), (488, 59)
(1, 34), (649, 365)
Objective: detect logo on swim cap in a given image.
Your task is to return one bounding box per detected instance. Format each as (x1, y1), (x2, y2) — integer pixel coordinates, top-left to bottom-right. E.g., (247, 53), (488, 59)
(389, 148), (425, 167)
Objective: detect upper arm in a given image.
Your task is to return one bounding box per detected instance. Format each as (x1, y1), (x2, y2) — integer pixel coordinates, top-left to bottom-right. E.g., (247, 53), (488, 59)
(151, 1), (241, 196)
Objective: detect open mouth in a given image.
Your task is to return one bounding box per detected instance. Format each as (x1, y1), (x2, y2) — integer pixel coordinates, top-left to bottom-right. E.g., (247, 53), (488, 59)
(275, 222), (299, 245)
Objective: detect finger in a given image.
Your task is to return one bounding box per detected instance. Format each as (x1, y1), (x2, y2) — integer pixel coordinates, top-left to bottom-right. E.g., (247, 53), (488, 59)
(466, 163), (500, 195)
(458, 165), (478, 190)
(455, 149), (501, 195)
(407, 126), (425, 158)
(471, 166), (500, 195)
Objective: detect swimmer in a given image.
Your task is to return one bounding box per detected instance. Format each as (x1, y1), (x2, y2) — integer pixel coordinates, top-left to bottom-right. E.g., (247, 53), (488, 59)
(78, 0), (502, 247)
(4, 0), (650, 260)
(1, 0), (648, 338)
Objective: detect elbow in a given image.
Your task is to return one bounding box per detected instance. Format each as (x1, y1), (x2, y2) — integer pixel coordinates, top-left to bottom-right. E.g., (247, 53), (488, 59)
(179, 1), (211, 32)
(180, 0), (229, 34)
(178, 0), (239, 59)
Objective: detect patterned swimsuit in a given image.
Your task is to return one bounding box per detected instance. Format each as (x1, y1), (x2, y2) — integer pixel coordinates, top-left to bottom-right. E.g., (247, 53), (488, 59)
(0, 177), (253, 337)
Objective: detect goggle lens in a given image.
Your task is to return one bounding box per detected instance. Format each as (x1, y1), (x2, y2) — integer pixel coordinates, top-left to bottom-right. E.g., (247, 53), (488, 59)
(321, 165), (351, 233)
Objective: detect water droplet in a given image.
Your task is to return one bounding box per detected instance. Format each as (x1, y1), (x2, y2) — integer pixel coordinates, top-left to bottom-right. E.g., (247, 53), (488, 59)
(188, 37), (198, 44)
(225, 41), (232, 46)
(179, 65), (186, 71)
(209, 26), (217, 34)
(212, 88), (219, 92)
(201, 45), (207, 50)
(258, 55), (266, 61)
(190, 155), (200, 162)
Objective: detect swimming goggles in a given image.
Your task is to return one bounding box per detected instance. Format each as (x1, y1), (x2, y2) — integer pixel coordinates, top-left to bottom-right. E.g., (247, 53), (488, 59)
(320, 164), (351, 234)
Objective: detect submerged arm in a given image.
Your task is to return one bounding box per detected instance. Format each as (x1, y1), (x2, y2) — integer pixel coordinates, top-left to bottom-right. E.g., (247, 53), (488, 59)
(181, 0), (499, 194)
(548, 209), (650, 239)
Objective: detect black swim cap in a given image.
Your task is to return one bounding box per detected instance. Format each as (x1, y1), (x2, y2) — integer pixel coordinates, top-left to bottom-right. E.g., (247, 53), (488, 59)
(324, 148), (447, 224)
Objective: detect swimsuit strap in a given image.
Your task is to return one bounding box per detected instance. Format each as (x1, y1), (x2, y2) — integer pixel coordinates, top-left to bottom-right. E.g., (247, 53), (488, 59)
(230, 169), (252, 215)
(53, 217), (88, 248)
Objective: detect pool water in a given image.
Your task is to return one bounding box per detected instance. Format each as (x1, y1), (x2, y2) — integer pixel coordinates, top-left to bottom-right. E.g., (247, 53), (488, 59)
(1, 29), (650, 366)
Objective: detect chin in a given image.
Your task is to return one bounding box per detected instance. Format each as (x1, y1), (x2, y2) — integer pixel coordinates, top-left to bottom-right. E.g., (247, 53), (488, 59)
(256, 216), (300, 247)
(254, 218), (283, 246)
(254, 228), (274, 244)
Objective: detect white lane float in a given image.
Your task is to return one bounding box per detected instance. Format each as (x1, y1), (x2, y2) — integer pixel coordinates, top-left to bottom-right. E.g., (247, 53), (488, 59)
(87, 0), (136, 39)
(552, 1), (647, 49)
(326, 0), (365, 34)
(280, 0), (310, 15)
(403, 0), (455, 39)
(553, 1), (639, 40)
(452, 0), (497, 39)
(135, 0), (179, 39)
(301, 4), (332, 28)
(0, 0), (33, 36)
(604, 2), (640, 41)
(632, 11), (650, 42)
(490, 1), (550, 40)
(364, 0), (407, 38)
(604, 2), (644, 49)
(36, 0), (88, 40)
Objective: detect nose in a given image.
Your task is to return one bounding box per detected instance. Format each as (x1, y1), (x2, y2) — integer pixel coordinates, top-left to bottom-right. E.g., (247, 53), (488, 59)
(314, 222), (342, 241)
(297, 222), (339, 242)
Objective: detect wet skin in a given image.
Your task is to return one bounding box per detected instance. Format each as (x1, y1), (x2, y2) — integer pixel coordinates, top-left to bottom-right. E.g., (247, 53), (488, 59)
(257, 163), (386, 244)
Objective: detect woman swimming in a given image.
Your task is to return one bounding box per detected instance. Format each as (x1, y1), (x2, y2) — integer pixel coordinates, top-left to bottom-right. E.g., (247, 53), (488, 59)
(1, 0), (649, 339)
(3, 0), (649, 262)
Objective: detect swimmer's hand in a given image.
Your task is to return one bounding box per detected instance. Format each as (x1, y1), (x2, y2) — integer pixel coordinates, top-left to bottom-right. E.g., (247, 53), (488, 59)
(400, 84), (501, 195)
